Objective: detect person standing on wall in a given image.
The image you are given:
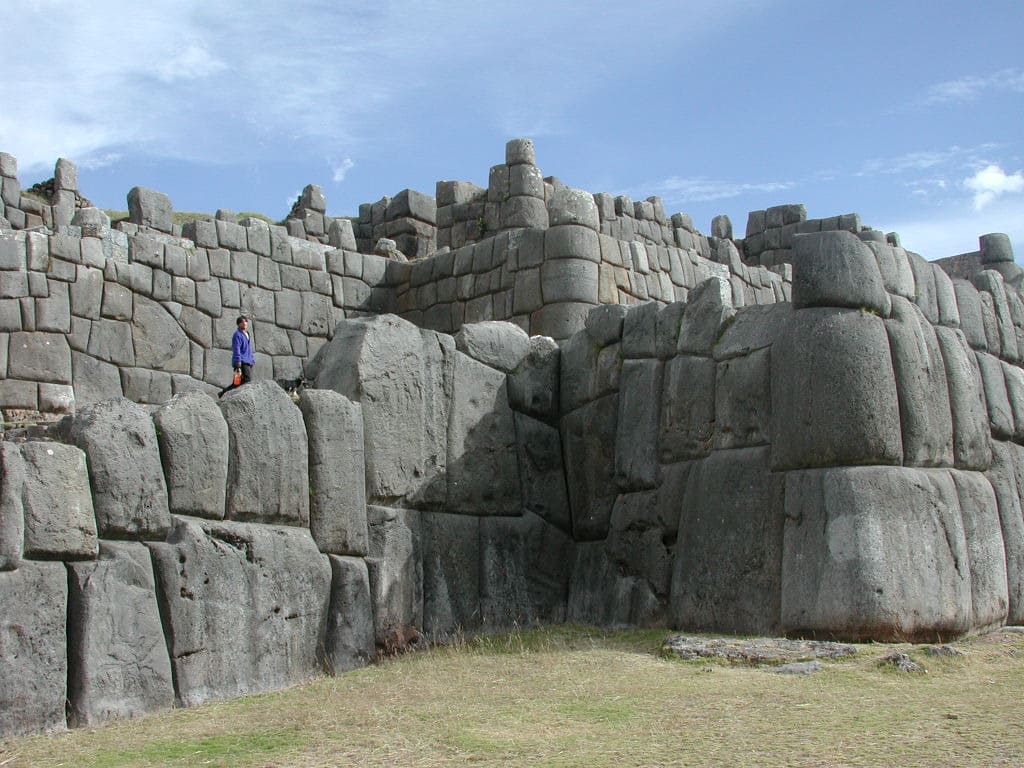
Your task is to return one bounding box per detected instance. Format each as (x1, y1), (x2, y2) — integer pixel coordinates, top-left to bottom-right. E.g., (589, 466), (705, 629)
(218, 315), (255, 397)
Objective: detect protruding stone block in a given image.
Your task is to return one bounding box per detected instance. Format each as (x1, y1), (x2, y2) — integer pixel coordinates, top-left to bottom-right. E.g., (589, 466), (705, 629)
(127, 187), (173, 233)
(366, 505), (423, 651)
(324, 555), (375, 673)
(153, 392), (228, 519)
(980, 233), (1014, 264)
(17, 442), (97, 559)
(55, 157), (78, 191)
(548, 187), (600, 231)
(561, 394), (619, 540)
(791, 230), (890, 315)
(506, 138), (537, 166)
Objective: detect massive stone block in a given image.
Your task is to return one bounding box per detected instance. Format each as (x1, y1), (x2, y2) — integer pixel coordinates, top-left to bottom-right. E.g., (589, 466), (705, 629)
(985, 440), (1024, 623)
(132, 295), (190, 373)
(781, 466), (972, 640)
(421, 511), (481, 639)
(514, 412), (570, 533)
(659, 355), (716, 462)
(508, 334), (560, 420)
(127, 187), (173, 233)
(561, 393), (619, 540)
(670, 447), (785, 635)
(0, 562), (68, 737)
(935, 327), (992, 470)
(884, 296), (954, 467)
(479, 512), (572, 628)
(567, 541), (662, 627)
(66, 541), (174, 726)
(791, 230), (890, 315)
(606, 490), (674, 602)
(148, 516), (331, 707)
(0, 443), (24, 570)
(18, 441), (98, 559)
(446, 353), (520, 515)
(324, 555), (376, 674)
(153, 392), (228, 519)
(714, 348), (771, 450)
(314, 315), (453, 506)
(58, 397), (171, 539)
(366, 505), (423, 651)
(453, 320), (531, 373)
(615, 359), (663, 490)
(220, 380), (309, 526)
(299, 389), (368, 555)
(771, 308), (902, 470)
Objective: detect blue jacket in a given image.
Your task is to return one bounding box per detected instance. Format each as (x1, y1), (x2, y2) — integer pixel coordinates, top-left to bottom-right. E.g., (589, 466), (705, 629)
(232, 329), (255, 367)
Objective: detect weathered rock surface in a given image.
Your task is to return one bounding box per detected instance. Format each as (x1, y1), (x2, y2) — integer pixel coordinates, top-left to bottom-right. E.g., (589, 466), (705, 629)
(299, 389), (368, 555)
(791, 230), (890, 315)
(324, 555), (376, 674)
(67, 541), (174, 726)
(148, 516), (331, 707)
(153, 392), (228, 519)
(421, 511), (481, 638)
(561, 394), (619, 540)
(453, 321), (531, 373)
(0, 562), (68, 737)
(513, 412), (570, 532)
(220, 380), (309, 526)
(58, 397), (171, 539)
(366, 505), (423, 651)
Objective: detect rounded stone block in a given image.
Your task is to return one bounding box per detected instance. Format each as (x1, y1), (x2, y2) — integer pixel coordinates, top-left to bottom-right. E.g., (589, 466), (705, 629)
(548, 187), (600, 231)
(980, 233), (1014, 264)
(544, 224), (600, 262)
(530, 301), (595, 341)
(500, 195), (548, 229)
(771, 308), (902, 470)
(153, 392), (228, 519)
(791, 230), (890, 315)
(541, 258), (599, 304)
(506, 138), (537, 166)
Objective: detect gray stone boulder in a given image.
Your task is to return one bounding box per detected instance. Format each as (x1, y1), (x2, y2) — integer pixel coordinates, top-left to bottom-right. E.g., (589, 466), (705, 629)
(615, 359), (663, 490)
(17, 441), (98, 559)
(479, 512), (573, 628)
(865, 242), (916, 300)
(985, 440), (1024, 623)
(677, 277), (735, 355)
(0, 562), (68, 737)
(66, 541), (174, 726)
(153, 392), (228, 519)
(567, 541), (662, 627)
(771, 308), (902, 470)
(127, 187), (173, 233)
(659, 355), (716, 461)
(298, 389), (368, 555)
(714, 348), (771, 450)
(421, 512), (481, 639)
(58, 397), (171, 539)
(0, 444), (24, 570)
(454, 321), (531, 373)
(980, 233), (1014, 264)
(781, 466), (972, 641)
(314, 315), (453, 507)
(506, 138), (537, 166)
(220, 380), (309, 526)
(324, 555), (376, 674)
(934, 327), (992, 470)
(366, 505), (423, 652)
(514, 412), (570, 532)
(132, 296), (191, 373)
(884, 296), (954, 467)
(561, 394), (619, 540)
(508, 335), (560, 420)
(148, 516), (331, 707)
(953, 279), (988, 351)
(791, 230), (890, 315)
(975, 352), (1014, 440)
(447, 353), (520, 515)
(548, 187), (600, 231)
(670, 447), (784, 635)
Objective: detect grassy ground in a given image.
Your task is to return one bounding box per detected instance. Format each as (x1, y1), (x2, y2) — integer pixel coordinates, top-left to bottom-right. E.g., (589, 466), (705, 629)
(2, 626), (1022, 768)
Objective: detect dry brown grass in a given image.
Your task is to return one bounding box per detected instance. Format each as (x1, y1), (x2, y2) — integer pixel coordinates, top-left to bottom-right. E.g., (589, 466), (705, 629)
(2, 626), (1022, 768)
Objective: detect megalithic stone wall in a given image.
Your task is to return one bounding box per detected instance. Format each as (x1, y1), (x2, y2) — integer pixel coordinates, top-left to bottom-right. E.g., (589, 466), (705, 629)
(0, 138), (1022, 738)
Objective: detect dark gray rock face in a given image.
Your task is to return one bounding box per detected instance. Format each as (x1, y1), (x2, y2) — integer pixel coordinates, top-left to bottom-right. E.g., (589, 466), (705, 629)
(148, 516), (331, 707)
(153, 392), (228, 519)
(567, 541), (662, 627)
(615, 359), (663, 490)
(67, 541), (174, 726)
(561, 394), (619, 540)
(366, 505), (423, 651)
(314, 315), (453, 507)
(220, 380), (310, 526)
(513, 412), (570, 533)
(781, 466), (972, 641)
(299, 389), (368, 555)
(0, 562), (68, 737)
(0, 443), (24, 570)
(670, 447), (785, 636)
(935, 327), (991, 470)
(791, 230), (890, 315)
(508, 335), (560, 420)
(771, 308), (902, 470)
(324, 555), (376, 674)
(985, 441), (1024, 623)
(659, 355), (716, 461)
(58, 397), (171, 539)
(421, 511), (481, 639)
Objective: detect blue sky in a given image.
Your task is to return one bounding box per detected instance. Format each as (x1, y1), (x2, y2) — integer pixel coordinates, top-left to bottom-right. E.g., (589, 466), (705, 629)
(2, 0), (1022, 261)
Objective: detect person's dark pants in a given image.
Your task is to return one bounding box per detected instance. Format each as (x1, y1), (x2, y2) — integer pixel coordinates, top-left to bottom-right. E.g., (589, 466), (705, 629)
(218, 363), (253, 397)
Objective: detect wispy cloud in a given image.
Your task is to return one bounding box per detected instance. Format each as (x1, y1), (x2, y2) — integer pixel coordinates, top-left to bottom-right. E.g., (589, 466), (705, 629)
(965, 164), (1024, 210)
(887, 197), (1024, 261)
(625, 176), (793, 206)
(857, 144), (998, 177)
(331, 158), (355, 183)
(925, 69), (1024, 105)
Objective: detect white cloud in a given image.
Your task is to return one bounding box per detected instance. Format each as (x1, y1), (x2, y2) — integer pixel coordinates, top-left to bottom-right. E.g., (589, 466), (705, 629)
(857, 144), (998, 177)
(153, 43), (227, 83)
(331, 158), (355, 183)
(964, 164), (1024, 210)
(627, 176), (792, 206)
(925, 69), (1024, 105)
(886, 197), (1024, 261)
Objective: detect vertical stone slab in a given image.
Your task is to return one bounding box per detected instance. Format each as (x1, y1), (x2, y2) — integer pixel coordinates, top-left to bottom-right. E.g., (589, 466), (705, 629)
(513, 412), (570, 533)
(220, 380), (310, 526)
(148, 516), (331, 707)
(975, 352), (1014, 440)
(479, 512), (572, 628)
(366, 505), (423, 651)
(153, 392), (228, 519)
(567, 541), (661, 627)
(713, 348), (771, 450)
(781, 466), (972, 640)
(420, 511), (480, 639)
(19, 442), (98, 559)
(0, 562), (67, 737)
(58, 397), (171, 539)
(314, 315), (453, 507)
(659, 355), (716, 461)
(949, 470), (1009, 632)
(771, 308), (902, 470)
(324, 555), (376, 674)
(0, 442), (25, 570)
(299, 389), (368, 555)
(446, 353), (520, 515)
(67, 541), (174, 726)
(935, 327), (991, 470)
(986, 441), (1024, 623)
(670, 447), (785, 635)
(606, 490), (674, 603)
(560, 393), (619, 540)
(615, 359), (663, 490)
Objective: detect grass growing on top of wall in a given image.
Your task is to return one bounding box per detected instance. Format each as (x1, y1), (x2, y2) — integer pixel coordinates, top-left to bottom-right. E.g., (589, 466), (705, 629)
(3, 626), (1023, 768)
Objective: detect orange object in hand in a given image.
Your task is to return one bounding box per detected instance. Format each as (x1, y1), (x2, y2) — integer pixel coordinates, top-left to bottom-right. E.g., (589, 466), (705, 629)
(233, 369), (242, 386)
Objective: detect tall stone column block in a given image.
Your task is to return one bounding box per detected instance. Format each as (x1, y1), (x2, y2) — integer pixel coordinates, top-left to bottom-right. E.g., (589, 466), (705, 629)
(153, 393), (228, 519)
(771, 308), (902, 470)
(220, 380), (310, 526)
(781, 467), (974, 640)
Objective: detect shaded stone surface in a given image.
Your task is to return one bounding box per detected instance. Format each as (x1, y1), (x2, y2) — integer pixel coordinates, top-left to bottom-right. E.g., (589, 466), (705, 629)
(19, 441), (98, 559)
(324, 555), (375, 674)
(153, 392), (228, 519)
(366, 505), (423, 651)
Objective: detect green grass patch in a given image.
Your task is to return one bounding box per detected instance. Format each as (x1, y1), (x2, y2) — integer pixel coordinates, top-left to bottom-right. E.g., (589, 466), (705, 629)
(87, 730), (302, 768)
